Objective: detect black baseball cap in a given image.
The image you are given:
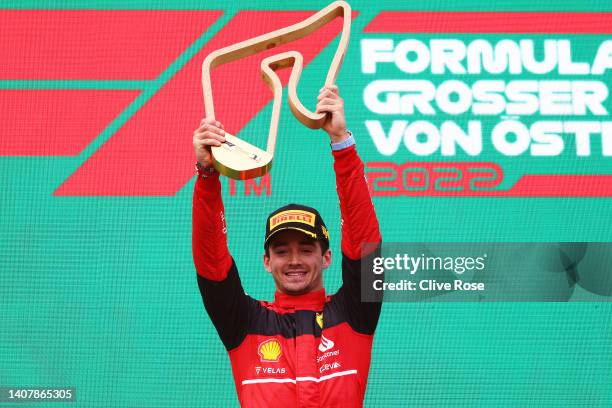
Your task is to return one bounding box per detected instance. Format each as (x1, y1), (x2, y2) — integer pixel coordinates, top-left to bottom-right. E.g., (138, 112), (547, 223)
(264, 204), (329, 251)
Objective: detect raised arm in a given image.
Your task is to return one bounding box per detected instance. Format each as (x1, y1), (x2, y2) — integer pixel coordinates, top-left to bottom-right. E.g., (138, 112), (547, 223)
(192, 118), (253, 351)
(317, 85), (383, 334)
(316, 86), (382, 259)
(192, 118), (232, 280)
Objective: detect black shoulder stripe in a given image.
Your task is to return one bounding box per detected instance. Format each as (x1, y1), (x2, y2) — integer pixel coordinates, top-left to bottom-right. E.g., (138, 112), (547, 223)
(197, 261), (259, 350)
(248, 309), (325, 338)
(327, 246), (383, 335)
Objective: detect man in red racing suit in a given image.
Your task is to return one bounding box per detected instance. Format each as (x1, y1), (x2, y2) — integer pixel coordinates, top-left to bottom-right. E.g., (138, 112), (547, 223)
(192, 85), (382, 407)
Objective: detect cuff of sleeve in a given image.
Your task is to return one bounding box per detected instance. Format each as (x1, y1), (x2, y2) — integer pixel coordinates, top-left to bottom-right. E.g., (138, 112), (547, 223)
(330, 131), (355, 151)
(195, 162), (218, 179)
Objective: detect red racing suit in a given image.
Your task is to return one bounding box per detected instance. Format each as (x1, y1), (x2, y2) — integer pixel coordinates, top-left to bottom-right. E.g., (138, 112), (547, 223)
(192, 144), (382, 407)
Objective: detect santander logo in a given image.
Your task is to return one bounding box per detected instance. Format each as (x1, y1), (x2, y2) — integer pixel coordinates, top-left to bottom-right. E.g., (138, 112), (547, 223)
(318, 334), (335, 353)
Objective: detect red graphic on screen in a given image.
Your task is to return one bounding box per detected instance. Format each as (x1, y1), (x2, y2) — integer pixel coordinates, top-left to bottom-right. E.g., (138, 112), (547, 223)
(0, 10), (222, 80)
(54, 11), (354, 196)
(0, 10), (221, 160)
(0, 90), (138, 156)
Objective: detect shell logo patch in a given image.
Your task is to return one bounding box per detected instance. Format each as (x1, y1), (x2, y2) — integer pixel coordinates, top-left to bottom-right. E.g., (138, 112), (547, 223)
(258, 339), (282, 362)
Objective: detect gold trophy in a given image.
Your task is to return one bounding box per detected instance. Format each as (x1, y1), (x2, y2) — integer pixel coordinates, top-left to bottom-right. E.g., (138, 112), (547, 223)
(201, 1), (351, 180)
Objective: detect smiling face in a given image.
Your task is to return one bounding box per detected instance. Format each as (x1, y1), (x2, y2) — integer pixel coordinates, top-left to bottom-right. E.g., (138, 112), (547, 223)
(263, 229), (332, 296)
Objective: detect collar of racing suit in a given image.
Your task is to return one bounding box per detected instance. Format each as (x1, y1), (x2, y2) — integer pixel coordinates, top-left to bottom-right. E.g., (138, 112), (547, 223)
(273, 288), (326, 312)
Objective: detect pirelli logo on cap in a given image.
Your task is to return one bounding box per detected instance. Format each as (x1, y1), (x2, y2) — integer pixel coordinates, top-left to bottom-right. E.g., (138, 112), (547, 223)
(269, 210), (315, 229)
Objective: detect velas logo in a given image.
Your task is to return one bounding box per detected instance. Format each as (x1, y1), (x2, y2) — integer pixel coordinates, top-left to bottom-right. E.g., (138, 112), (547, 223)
(269, 210), (316, 229)
(361, 11), (612, 197)
(255, 366), (286, 375)
(1, 9), (354, 196)
(258, 339), (282, 362)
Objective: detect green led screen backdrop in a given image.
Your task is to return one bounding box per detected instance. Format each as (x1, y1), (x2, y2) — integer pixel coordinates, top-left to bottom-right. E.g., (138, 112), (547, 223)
(1, 0), (612, 406)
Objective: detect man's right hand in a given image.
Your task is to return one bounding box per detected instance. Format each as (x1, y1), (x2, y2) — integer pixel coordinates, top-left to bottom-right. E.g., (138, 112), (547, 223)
(193, 118), (226, 167)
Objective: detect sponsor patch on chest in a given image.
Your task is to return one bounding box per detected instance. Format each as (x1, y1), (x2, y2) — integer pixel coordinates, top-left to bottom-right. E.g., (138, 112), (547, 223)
(255, 366), (287, 375)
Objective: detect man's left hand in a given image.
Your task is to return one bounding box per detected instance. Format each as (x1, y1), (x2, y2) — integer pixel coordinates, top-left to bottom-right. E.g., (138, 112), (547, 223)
(316, 84), (349, 144)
